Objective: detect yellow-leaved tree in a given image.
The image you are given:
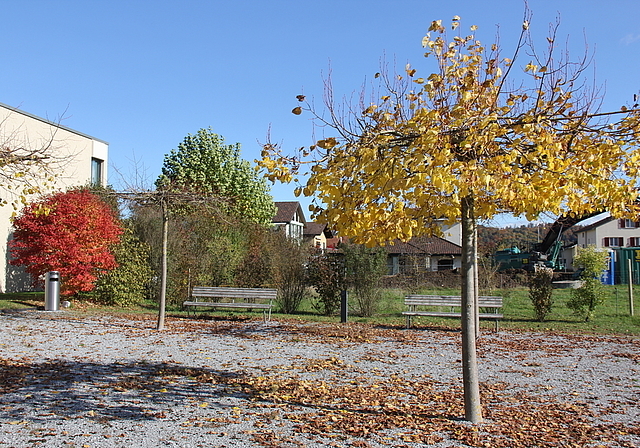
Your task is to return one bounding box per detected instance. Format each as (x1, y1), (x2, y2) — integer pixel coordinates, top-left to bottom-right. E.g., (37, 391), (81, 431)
(260, 11), (640, 423)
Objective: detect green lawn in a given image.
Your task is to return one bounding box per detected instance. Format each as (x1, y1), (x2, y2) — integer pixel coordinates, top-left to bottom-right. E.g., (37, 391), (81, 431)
(2, 285), (639, 335)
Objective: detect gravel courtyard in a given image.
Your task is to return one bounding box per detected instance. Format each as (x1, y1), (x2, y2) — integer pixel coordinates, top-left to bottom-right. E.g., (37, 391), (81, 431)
(0, 310), (638, 448)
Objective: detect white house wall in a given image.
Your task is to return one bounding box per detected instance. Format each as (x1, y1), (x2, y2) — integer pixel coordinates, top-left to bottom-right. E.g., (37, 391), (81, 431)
(0, 104), (108, 293)
(578, 219), (640, 249)
(440, 222), (462, 246)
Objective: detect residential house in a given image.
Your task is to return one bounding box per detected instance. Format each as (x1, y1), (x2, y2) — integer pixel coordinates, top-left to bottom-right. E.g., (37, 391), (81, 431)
(0, 102), (108, 293)
(386, 236), (462, 275)
(303, 222), (333, 250)
(561, 213), (640, 271)
(576, 214), (640, 249)
(272, 201), (306, 240)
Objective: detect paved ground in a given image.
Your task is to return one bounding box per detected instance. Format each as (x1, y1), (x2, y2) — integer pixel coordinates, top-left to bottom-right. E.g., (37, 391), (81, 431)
(0, 310), (638, 447)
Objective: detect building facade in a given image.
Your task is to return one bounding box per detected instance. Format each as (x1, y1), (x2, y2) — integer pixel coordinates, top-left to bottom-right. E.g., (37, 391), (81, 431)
(385, 236), (462, 275)
(272, 201), (306, 241)
(0, 103), (108, 292)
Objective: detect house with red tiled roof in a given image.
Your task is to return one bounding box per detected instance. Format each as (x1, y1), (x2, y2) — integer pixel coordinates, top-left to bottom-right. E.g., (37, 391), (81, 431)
(385, 236), (462, 274)
(303, 222), (333, 250)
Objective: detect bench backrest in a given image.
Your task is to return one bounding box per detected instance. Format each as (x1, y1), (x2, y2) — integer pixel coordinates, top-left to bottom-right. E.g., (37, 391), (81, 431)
(191, 286), (277, 301)
(405, 294), (502, 308)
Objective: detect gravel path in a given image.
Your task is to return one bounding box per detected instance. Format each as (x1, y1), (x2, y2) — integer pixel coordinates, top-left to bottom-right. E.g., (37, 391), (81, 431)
(0, 310), (638, 448)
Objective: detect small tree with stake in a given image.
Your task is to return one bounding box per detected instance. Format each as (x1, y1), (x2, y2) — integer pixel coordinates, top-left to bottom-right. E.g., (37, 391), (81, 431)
(260, 9), (640, 423)
(567, 246), (609, 322)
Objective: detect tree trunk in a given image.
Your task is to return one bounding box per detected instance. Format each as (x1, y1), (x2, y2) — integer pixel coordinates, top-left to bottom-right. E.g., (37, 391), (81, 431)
(461, 195), (483, 423)
(157, 198), (169, 331)
(473, 226), (479, 339)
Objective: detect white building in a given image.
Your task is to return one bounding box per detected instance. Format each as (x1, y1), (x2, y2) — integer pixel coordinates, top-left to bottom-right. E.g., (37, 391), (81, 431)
(272, 201), (306, 240)
(0, 102), (108, 293)
(560, 213), (640, 271)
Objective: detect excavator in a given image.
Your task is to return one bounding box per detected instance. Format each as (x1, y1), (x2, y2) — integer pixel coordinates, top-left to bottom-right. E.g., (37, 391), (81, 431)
(494, 212), (601, 272)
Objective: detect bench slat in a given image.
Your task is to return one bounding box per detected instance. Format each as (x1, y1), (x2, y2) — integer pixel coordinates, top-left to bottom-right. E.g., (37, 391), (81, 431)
(403, 311), (504, 319)
(183, 301), (272, 309)
(403, 294), (503, 330)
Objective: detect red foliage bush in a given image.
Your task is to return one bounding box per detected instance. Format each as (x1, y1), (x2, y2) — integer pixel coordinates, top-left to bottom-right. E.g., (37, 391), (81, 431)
(10, 188), (123, 296)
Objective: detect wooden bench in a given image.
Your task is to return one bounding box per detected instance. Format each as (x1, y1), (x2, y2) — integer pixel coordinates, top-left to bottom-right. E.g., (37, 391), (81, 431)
(183, 287), (277, 322)
(403, 295), (503, 330)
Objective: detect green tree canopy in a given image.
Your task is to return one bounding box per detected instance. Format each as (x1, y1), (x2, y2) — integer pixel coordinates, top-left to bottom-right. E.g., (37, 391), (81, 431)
(157, 128), (275, 225)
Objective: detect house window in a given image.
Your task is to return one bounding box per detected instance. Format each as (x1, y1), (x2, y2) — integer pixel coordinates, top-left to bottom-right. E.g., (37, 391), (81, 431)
(629, 237), (640, 247)
(619, 219), (640, 229)
(437, 258), (454, 271)
(91, 158), (103, 185)
(603, 237), (624, 247)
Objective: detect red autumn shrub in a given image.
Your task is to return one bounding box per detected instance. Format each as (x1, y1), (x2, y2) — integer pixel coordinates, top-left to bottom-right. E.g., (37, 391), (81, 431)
(10, 188), (123, 296)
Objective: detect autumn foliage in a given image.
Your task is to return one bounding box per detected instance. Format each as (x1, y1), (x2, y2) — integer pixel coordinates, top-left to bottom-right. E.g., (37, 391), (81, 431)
(10, 188), (123, 296)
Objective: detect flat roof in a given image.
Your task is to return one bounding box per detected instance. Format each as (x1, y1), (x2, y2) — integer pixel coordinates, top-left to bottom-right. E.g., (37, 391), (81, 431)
(0, 101), (109, 145)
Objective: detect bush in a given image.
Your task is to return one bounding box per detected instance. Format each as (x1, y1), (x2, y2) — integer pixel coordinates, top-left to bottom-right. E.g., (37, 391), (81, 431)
(343, 244), (387, 317)
(234, 224), (272, 288)
(89, 227), (153, 306)
(270, 232), (308, 314)
(307, 251), (346, 315)
(567, 246), (608, 321)
(529, 267), (554, 321)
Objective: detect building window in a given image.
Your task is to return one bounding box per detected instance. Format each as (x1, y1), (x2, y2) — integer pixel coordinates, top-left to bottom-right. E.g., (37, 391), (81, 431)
(437, 258), (454, 271)
(603, 237), (624, 247)
(91, 158), (103, 185)
(619, 219), (640, 229)
(629, 237), (640, 247)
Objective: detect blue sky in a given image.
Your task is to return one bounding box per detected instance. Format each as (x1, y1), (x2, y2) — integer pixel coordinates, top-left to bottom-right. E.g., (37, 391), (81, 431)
(2, 0), (639, 227)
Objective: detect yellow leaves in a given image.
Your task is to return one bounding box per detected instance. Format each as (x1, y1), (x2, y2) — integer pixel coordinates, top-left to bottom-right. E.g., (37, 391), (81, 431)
(316, 137), (338, 149)
(428, 20), (444, 33)
(259, 157), (276, 171)
(451, 15), (460, 30)
(257, 153), (293, 184)
(363, 104), (377, 115)
(259, 18), (640, 248)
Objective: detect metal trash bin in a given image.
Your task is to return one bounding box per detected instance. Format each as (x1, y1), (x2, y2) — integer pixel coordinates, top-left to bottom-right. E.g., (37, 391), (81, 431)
(44, 271), (60, 311)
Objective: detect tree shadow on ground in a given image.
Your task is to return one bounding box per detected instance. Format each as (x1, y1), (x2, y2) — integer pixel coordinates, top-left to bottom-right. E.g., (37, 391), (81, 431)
(0, 358), (246, 423)
(0, 356), (464, 427)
